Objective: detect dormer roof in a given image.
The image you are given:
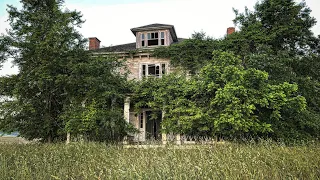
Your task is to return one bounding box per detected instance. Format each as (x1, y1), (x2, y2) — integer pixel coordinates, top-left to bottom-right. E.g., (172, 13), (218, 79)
(131, 23), (178, 42)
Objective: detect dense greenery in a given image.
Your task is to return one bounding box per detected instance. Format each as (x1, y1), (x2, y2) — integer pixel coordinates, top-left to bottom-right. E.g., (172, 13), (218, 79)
(0, 0), (130, 142)
(133, 51), (306, 139)
(0, 0), (320, 142)
(0, 142), (320, 179)
(152, 0), (320, 140)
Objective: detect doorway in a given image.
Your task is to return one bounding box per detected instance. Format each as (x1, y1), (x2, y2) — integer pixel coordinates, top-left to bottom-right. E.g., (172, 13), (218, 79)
(145, 111), (162, 140)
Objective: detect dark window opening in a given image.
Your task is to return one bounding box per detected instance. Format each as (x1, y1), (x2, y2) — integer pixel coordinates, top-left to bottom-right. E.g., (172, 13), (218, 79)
(147, 32), (160, 46)
(142, 65), (146, 76)
(162, 64), (166, 75)
(148, 39), (158, 46)
(142, 64), (161, 77)
(148, 65), (156, 75)
(142, 41), (145, 46)
(161, 39), (165, 45)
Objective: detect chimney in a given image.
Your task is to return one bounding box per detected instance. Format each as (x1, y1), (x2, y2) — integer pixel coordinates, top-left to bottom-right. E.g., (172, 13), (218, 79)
(227, 27), (235, 35)
(89, 37), (100, 50)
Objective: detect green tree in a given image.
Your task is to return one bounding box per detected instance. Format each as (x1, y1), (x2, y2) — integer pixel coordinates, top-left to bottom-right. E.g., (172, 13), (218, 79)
(153, 0), (320, 140)
(134, 51), (306, 139)
(0, 0), (130, 142)
(153, 32), (221, 74)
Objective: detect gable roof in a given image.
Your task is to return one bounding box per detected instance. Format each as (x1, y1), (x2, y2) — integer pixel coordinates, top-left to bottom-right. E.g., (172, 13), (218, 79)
(131, 23), (178, 42)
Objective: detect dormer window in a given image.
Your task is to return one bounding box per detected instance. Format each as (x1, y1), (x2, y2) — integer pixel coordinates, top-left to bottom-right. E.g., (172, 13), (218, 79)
(141, 34), (145, 47)
(131, 24), (178, 48)
(147, 32), (159, 46)
(139, 31), (166, 47)
(160, 32), (165, 45)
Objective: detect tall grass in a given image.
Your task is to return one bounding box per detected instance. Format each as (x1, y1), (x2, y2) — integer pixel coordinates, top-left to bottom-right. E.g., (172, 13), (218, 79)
(0, 141), (319, 179)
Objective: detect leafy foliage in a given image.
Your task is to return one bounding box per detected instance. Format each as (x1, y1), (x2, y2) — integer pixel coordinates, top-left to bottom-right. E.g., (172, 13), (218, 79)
(0, 0), (130, 142)
(152, 0), (320, 140)
(134, 51), (306, 139)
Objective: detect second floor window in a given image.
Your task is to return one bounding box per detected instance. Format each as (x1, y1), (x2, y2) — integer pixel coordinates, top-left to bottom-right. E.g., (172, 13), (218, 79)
(141, 63), (166, 78)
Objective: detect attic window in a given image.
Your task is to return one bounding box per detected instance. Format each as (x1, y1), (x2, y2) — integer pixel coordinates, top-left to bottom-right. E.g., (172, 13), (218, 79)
(147, 32), (159, 46)
(141, 34), (145, 47)
(161, 32), (165, 45)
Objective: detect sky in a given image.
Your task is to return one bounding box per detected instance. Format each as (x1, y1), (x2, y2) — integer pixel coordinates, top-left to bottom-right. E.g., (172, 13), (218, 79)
(1, 0), (320, 76)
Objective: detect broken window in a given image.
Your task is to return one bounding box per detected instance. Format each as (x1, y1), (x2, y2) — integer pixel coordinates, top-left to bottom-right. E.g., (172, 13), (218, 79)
(162, 63), (166, 75)
(141, 64), (167, 78)
(145, 31), (165, 47)
(147, 32), (159, 46)
(147, 64), (160, 77)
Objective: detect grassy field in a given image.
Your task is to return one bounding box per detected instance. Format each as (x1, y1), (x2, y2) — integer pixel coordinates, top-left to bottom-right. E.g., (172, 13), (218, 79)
(0, 141), (319, 179)
(0, 136), (29, 144)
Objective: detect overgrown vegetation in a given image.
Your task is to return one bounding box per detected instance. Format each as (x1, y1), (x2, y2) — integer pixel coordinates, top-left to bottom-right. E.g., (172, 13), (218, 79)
(0, 0), (131, 142)
(134, 51), (307, 140)
(0, 142), (319, 179)
(151, 0), (320, 141)
(0, 0), (320, 143)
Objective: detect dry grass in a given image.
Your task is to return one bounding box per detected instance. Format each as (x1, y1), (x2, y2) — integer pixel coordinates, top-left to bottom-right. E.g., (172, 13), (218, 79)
(0, 136), (29, 144)
(0, 141), (319, 179)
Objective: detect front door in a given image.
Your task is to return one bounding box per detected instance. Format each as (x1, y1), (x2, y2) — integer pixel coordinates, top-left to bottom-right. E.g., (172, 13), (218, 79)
(145, 111), (162, 140)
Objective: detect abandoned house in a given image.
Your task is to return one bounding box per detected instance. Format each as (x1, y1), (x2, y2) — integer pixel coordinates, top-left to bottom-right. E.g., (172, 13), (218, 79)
(89, 24), (235, 144)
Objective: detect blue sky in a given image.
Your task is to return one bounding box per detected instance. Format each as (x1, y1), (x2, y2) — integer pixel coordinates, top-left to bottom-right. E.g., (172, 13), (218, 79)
(0, 0), (19, 16)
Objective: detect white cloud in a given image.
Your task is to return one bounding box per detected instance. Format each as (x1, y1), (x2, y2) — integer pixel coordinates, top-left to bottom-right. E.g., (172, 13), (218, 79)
(65, 0), (258, 46)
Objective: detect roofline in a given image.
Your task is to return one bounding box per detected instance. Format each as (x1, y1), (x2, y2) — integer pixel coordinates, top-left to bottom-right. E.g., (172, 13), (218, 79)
(130, 25), (178, 42)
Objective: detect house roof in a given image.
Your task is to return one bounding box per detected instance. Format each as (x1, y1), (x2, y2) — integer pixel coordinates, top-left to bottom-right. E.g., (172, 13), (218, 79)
(131, 23), (178, 42)
(91, 38), (186, 53)
(91, 42), (137, 53)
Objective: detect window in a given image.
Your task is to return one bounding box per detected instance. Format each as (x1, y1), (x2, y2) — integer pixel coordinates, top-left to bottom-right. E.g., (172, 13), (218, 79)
(147, 32), (159, 46)
(146, 31), (165, 46)
(141, 34), (145, 47)
(141, 63), (167, 78)
(142, 65), (146, 76)
(161, 32), (165, 45)
(162, 63), (166, 75)
(140, 113), (143, 128)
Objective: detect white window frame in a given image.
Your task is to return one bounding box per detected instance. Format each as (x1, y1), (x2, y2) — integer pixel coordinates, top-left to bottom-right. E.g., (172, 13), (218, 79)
(140, 63), (167, 79)
(141, 33), (145, 47)
(141, 31), (165, 47)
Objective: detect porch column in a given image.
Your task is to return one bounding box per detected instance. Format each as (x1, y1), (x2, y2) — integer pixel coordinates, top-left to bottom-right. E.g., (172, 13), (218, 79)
(124, 97), (130, 123)
(176, 134), (182, 145)
(161, 110), (167, 145)
(123, 97), (130, 145)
